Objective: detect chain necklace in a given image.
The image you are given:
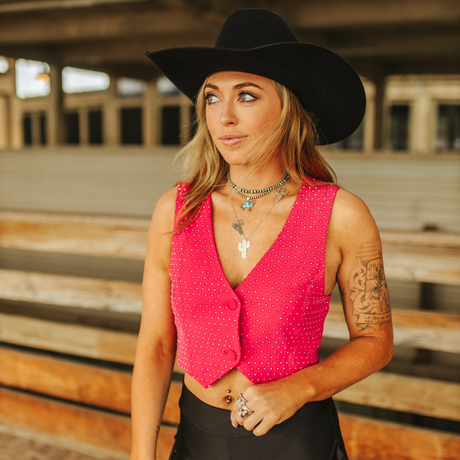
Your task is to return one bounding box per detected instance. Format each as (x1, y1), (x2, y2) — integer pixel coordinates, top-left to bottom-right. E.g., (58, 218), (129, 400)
(230, 185), (289, 259)
(227, 172), (289, 212)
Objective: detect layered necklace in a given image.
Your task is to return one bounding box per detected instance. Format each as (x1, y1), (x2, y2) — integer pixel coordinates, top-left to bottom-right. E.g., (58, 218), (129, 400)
(228, 172), (289, 211)
(228, 173), (289, 259)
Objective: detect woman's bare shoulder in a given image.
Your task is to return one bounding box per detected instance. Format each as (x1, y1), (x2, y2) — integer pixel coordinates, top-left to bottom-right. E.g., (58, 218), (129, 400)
(149, 186), (178, 235)
(330, 188), (380, 242)
(334, 187), (370, 217)
(155, 186), (178, 212)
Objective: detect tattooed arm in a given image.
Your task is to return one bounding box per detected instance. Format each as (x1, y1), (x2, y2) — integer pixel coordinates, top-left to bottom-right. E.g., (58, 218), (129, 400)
(297, 188), (394, 401)
(341, 242), (391, 332)
(282, 189), (393, 402)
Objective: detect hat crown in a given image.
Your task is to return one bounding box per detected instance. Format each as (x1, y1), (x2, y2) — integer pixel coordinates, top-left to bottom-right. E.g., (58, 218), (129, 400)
(215, 9), (300, 50)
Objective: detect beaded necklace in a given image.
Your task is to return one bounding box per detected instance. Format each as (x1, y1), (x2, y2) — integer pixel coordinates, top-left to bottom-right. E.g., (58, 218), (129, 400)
(227, 172), (289, 211)
(230, 185), (289, 259)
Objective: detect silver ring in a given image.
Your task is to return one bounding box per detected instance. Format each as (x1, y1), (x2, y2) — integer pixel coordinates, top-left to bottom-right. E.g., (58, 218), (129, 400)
(237, 393), (248, 406)
(237, 403), (254, 419)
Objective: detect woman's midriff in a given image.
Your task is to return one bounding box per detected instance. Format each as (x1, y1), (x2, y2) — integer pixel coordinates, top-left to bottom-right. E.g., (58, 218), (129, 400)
(183, 368), (254, 410)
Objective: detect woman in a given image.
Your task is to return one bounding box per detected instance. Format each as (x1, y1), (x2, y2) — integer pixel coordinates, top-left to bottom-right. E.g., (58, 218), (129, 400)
(132, 9), (393, 460)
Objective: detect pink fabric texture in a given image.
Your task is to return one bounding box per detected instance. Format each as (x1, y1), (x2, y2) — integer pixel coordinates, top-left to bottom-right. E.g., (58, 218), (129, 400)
(169, 181), (338, 389)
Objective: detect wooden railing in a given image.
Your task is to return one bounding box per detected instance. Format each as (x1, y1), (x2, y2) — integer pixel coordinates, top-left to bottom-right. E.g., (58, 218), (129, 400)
(1, 211), (460, 459)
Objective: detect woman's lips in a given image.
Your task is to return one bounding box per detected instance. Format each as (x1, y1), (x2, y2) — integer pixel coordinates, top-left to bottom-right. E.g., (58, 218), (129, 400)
(220, 135), (248, 146)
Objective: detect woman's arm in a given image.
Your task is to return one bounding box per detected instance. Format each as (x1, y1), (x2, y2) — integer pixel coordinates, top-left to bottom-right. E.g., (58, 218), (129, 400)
(231, 189), (393, 435)
(130, 187), (178, 460)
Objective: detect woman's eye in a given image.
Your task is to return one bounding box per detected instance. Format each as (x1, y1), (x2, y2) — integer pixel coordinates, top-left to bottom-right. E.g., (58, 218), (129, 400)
(205, 93), (219, 104)
(239, 92), (257, 102)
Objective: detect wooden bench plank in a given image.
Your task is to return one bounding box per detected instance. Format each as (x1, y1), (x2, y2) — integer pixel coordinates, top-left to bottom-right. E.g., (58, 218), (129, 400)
(325, 301), (460, 354)
(0, 346), (132, 414)
(0, 211), (149, 259)
(340, 413), (460, 460)
(0, 313), (138, 364)
(382, 244), (460, 285)
(336, 372), (460, 422)
(0, 387), (177, 460)
(0, 386), (133, 454)
(380, 231), (460, 248)
(0, 346), (183, 424)
(0, 314), (182, 373)
(0, 269), (142, 313)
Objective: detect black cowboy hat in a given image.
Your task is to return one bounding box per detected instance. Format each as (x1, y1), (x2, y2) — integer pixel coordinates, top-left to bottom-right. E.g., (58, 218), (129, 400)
(145, 8), (366, 145)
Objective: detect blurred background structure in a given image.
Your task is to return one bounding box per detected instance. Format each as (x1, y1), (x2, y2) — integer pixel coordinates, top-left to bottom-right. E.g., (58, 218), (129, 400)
(0, 1), (459, 459)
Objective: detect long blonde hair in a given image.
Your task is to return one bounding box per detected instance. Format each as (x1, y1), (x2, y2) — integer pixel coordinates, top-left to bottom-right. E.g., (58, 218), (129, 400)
(174, 78), (336, 231)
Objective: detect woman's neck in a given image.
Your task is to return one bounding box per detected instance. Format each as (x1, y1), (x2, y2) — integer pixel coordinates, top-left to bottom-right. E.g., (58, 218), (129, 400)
(227, 164), (286, 191)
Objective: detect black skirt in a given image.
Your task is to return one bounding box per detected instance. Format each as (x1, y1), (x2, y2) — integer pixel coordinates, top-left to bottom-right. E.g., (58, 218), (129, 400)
(169, 384), (348, 460)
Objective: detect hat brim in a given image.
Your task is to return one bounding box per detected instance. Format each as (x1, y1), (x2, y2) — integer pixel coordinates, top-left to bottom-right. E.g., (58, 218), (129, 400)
(145, 42), (366, 145)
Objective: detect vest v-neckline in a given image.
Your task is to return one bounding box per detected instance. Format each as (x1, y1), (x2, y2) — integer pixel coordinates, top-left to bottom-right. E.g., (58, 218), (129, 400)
(208, 183), (306, 292)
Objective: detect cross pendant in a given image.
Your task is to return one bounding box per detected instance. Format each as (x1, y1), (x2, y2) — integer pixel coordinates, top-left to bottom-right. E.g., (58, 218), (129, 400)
(238, 239), (250, 259)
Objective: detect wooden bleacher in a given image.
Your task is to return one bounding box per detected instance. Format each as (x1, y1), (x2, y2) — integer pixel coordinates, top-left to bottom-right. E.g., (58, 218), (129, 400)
(1, 210), (460, 460)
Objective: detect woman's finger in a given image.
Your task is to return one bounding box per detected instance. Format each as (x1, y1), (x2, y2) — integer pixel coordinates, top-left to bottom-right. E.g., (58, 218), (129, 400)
(230, 400), (242, 427)
(252, 417), (274, 437)
(239, 410), (263, 432)
(230, 410), (239, 428)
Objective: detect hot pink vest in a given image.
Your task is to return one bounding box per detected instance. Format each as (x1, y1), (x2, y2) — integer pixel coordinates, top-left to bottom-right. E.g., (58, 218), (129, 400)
(170, 181), (338, 389)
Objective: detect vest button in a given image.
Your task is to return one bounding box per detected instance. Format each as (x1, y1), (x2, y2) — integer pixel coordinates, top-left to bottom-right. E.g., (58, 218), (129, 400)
(227, 298), (238, 310)
(226, 349), (237, 361)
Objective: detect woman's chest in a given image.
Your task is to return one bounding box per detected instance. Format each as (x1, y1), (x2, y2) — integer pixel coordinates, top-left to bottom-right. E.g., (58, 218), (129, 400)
(211, 194), (297, 289)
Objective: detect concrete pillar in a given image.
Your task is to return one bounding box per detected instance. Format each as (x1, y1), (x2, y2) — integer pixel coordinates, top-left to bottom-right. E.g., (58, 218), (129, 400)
(8, 58), (23, 150)
(48, 63), (64, 146)
(0, 61), (14, 149)
(362, 80), (375, 154)
(103, 78), (119, 146)
(10, 95), (22, 149)
(372, 75), (387, 151)
(411, 85), (432, 155)
(0, 96), (9, 149)
(143, 79), (159, 146)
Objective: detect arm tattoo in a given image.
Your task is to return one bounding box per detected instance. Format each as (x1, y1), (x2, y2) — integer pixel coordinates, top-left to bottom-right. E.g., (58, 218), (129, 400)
(347, 242), (391, 331)
(155, 425), (160, 440)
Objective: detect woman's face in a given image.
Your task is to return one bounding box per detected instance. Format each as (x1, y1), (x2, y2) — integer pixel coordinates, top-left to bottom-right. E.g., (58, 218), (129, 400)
(204, 71), (282, 165)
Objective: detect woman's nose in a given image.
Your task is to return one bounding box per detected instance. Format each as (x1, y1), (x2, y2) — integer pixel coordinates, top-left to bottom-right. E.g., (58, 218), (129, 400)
(220, 103), (237, 126)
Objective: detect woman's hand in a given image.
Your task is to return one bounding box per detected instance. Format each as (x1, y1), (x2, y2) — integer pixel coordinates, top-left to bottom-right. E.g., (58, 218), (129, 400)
(230, 379), (307, 436)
